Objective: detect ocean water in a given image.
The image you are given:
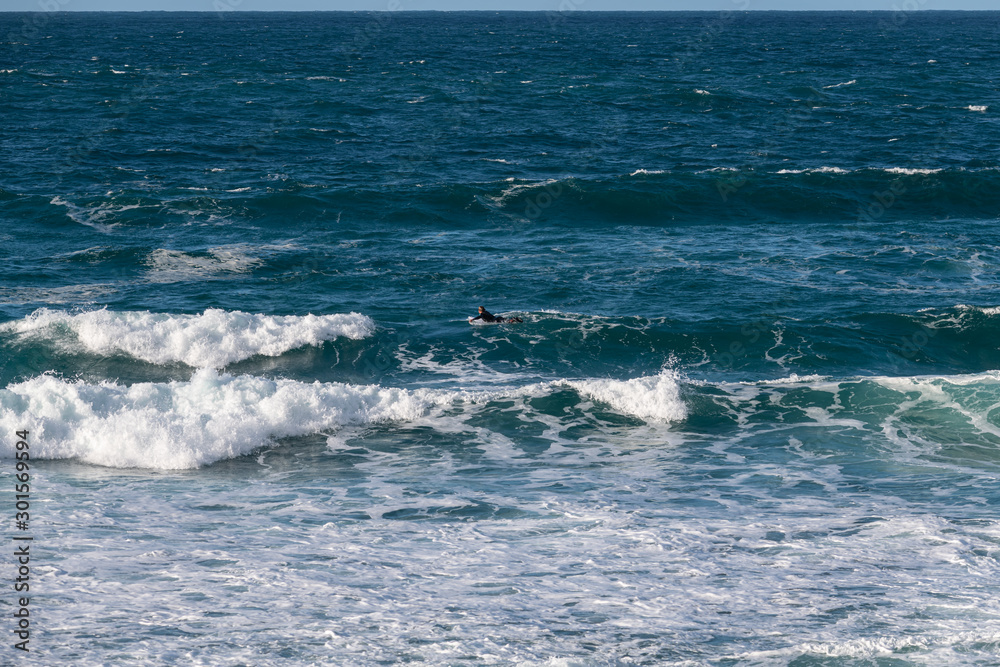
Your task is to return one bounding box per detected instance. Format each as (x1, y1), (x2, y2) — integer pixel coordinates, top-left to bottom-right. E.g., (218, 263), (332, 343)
(2, 9), (1000, 665)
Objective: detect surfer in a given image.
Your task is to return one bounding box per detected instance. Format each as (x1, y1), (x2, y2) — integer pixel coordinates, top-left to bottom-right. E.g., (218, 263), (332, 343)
(469, 306), (522, 324)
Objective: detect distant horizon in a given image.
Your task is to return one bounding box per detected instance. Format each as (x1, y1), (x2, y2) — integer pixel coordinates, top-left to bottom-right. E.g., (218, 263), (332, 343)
(4, 6), (1000, 9)
(3, 0), (999, 13)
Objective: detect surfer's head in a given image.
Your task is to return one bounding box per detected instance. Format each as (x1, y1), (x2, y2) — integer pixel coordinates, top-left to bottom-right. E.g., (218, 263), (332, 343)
(479, 306), (485, 313)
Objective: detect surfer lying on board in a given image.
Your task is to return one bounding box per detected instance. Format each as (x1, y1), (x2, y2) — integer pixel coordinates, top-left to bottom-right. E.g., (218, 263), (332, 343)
(469, 306), (523, 324)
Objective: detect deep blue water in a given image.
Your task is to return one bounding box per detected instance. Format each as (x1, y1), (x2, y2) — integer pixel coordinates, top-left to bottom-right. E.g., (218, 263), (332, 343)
(2, 11), (1000, 665)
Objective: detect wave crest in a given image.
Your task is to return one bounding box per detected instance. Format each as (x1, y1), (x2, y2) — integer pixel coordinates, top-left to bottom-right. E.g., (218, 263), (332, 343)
(0, 370), (687, 469)
(0, 370), (449, 469)
(1, 308), (376, 368)
(564, 371), (687, 423)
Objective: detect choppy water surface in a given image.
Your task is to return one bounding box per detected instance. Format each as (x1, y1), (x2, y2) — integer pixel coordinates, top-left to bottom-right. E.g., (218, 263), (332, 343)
(2, 10), (1000, 665)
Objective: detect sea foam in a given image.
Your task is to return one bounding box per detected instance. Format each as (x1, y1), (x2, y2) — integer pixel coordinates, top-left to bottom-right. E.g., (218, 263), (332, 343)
(0, 370), (456, 468)
(0, 370), (687, 469)
(1, 308), (376, 368)
(563, 371), (687, 423)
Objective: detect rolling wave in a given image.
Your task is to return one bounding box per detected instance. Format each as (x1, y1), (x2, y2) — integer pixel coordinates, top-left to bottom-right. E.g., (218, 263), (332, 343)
(7, 306), (1000, 381)
(3, 366), (998, 470)
(1, 308), (375, 368)
(7, 166), (997, 232)
(0, 369), (685, 469)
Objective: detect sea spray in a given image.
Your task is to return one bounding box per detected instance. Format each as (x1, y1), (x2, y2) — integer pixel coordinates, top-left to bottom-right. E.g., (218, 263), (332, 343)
(1, 308), (376, 368)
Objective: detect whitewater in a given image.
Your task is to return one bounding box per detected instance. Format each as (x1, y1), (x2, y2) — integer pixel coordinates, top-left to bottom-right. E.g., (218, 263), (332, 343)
(2, 10), (1000, 666)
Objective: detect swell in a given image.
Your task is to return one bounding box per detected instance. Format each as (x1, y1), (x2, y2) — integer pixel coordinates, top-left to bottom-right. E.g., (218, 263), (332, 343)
(6, 307), (1000, 383)
(3, 366), (999, 471)
(405, 308), (1000, 380)
(5, 167), (998, 232)
(0, 369), (686, 469)
(481, 168), (1000, 225)
(684, 371), (1000, 474)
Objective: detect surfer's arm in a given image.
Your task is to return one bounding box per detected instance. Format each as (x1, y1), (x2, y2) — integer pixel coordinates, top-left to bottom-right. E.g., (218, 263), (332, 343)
(469, 314), (483, 321)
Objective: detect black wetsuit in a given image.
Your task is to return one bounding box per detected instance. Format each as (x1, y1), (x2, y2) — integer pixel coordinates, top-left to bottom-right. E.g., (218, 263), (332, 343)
(471, 309), (522, 323)
(471, 309), (502, 323)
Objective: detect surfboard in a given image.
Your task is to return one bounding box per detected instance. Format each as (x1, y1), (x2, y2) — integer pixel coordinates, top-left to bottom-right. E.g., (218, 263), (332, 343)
(469, 317), (523, 325)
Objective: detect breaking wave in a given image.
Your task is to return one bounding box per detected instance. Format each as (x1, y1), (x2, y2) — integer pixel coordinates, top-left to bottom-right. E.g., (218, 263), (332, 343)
(1, 308), (376, 368)
(0, 369), (687, 469)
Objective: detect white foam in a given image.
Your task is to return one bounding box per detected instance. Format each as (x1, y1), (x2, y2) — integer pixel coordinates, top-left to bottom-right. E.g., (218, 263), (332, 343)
(1, 308), (376, 368)
(50, 196), (143, 233)
(0, 369), (687, 468)
(394, 343), (505, 387)
(822, 79), (856, 89)
(956, 304), (1000, 316)
(693, 89), (711, 95)
(562, 370), (687, 423)
(0, 284), (118, 306)
(737, 635), (924, 661)
(967, 105), (988, 112)
(738, 373), (828, 386)
(882, 167), (942, 175)
(629, 169), (666, 176)
(0, 370), (458, 469)
(485, 178), (565, 208)
(776, 166), (849, 174)
(145, 244), (284, 282)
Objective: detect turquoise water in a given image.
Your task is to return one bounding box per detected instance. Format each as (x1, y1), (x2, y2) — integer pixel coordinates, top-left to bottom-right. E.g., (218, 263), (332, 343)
(2, 11), (1000, 665)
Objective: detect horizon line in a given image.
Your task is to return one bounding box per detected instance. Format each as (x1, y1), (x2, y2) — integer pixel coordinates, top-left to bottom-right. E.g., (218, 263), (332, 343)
(2, 7), (997, 11)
